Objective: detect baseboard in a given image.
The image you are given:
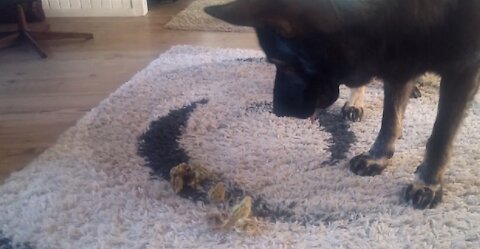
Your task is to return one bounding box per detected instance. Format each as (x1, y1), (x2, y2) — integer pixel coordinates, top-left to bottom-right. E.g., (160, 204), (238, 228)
(44, 8), (148, 17)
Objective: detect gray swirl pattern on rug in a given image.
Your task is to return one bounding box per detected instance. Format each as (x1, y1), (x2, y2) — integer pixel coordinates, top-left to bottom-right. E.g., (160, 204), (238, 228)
(166, 0), (254, 32)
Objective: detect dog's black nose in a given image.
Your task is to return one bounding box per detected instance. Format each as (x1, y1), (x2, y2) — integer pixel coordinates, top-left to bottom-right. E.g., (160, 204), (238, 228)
(272, 103), (315, 119)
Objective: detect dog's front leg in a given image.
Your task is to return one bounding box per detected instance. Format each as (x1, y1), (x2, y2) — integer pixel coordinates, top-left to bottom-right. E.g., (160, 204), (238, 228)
(342, 86), (366, 122)
(350, 81), (415, 176)
(405, 70), (480, 209)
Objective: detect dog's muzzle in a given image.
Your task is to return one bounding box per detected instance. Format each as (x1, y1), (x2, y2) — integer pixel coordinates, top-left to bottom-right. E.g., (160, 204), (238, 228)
(272, 71), (317, 119)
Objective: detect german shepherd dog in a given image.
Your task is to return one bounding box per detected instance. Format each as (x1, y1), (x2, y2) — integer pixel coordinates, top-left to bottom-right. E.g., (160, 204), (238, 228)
(205, 0), (480, 209)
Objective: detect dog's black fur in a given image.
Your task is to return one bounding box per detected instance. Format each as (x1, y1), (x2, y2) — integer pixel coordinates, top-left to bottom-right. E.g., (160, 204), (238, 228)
(205, 0), (480, 209)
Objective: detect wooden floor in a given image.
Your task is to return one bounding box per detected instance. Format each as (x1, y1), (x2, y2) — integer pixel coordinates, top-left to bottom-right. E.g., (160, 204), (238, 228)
(0, 0), (259, 182)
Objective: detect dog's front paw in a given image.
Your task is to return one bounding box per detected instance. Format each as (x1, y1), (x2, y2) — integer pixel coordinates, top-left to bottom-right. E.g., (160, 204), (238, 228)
(342, 103), (364, 122)
(404, 179), (443, 209)
(349, 153), (388, 176)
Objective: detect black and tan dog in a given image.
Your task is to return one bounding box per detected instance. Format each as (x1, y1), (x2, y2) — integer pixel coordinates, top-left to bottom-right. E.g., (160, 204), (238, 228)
(205, 0), (480, 209)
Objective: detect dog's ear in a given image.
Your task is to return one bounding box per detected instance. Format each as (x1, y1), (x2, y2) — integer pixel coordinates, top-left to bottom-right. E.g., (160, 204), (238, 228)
(204, 0), (297, 37)
(204, 0), (264, 27)
(205, 0), (341, 33)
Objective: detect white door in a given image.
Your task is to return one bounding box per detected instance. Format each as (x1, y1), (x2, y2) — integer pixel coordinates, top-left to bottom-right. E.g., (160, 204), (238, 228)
(42, 0), (148, 17)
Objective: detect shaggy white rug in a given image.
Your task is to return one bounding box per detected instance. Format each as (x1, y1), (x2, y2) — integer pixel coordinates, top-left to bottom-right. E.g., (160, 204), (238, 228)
(166, 0), (253, 32)
(0, 46), (479, 249)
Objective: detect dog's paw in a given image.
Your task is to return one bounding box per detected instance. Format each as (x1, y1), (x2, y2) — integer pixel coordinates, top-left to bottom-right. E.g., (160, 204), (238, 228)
(404, 179), (443, 209)
(341, 103), (364, 122)
(410, 86), (422, 99)
(349, 153), (388, 176)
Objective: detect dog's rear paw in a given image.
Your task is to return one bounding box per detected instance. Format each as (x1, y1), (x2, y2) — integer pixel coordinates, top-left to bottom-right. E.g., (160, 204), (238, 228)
(404, 181), (443, 209)
(342, 103), (364, 122)
(349, 153), (388, 176)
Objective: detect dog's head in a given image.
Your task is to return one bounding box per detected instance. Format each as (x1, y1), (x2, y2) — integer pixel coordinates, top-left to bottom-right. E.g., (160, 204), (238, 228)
(205, 0), (341, 119)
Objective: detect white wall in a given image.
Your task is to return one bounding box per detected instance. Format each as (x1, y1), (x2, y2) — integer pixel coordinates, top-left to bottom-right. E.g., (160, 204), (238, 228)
(42, 0), (148, 17)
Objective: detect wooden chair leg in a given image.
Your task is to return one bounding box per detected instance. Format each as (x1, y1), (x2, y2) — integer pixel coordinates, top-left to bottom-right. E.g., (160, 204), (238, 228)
(17, 4), (28, 32)
(29, 31), (94, 41)
(5, 3), (94, 58)
(0, 33), (20, 49)
(22, 31), (47, 58)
